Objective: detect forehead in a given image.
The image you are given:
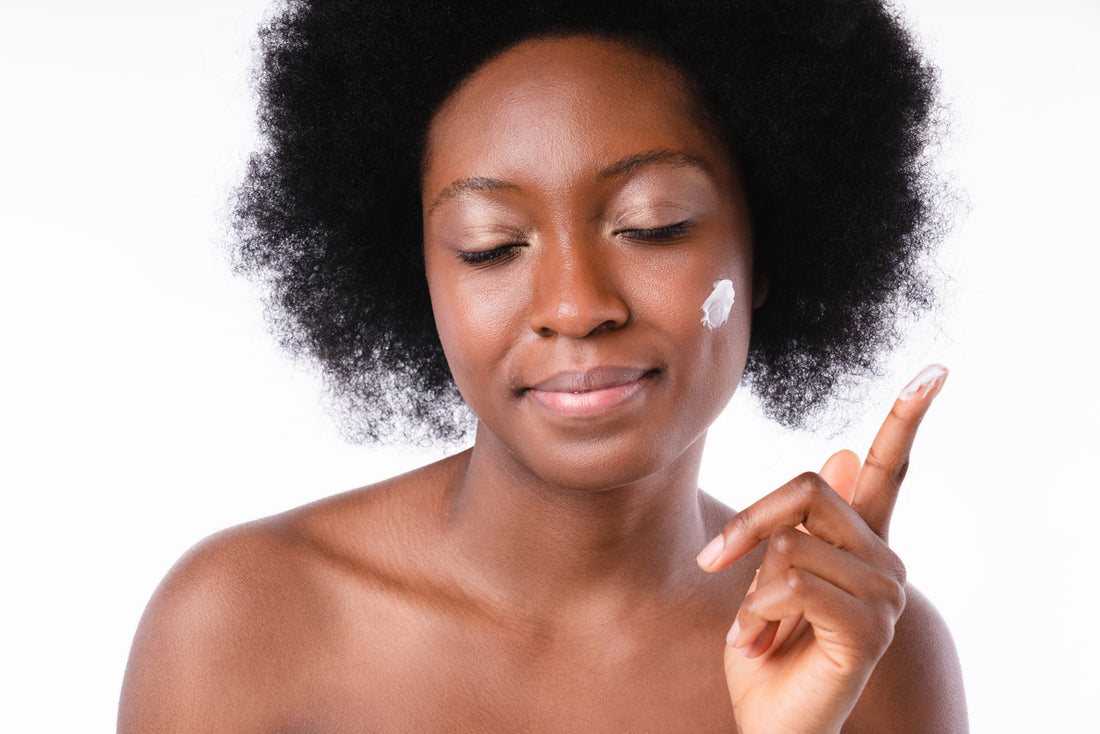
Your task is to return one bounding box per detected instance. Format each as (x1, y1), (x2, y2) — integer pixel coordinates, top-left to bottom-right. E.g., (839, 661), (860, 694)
(423, 35), (726, 195)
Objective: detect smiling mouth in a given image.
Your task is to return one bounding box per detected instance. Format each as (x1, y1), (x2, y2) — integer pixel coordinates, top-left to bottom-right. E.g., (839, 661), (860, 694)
(524, 366), (657, 417)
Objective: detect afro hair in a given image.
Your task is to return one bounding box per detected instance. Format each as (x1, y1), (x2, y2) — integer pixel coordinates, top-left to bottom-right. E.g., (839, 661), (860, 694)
(233, 0), (944, 444)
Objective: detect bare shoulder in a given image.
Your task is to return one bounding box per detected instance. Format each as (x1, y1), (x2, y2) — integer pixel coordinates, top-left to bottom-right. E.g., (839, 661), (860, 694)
(118, 452), (467, 734)
(118, 516), (325, 732)
(845, 584), (968, 733)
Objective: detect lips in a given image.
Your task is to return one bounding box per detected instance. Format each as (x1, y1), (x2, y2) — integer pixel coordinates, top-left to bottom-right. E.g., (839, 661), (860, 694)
(525, 366), (655, 417)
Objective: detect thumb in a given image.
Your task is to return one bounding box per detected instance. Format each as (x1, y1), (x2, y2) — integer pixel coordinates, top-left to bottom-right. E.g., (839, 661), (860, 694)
(819, 449), (861, 504)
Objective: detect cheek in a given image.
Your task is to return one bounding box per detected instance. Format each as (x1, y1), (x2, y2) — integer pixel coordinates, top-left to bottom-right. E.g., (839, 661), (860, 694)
(683, 265), (754, 398)
(427, 269), (520, 396)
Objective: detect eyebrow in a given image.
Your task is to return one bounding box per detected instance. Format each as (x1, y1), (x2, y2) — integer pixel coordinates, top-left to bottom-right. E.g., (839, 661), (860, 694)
(427, 176), (519, 217)
(427, 149), (711, 216)
(597, 149), (712, 181)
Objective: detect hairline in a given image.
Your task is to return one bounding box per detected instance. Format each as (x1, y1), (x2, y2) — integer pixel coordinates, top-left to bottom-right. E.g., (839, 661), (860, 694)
(419, 30), (733, 189)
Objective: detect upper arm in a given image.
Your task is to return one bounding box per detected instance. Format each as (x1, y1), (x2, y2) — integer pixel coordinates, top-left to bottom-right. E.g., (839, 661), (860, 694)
(844, 584), (968, 733)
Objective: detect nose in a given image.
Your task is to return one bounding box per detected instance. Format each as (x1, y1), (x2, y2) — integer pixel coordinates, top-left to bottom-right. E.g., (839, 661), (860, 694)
(528, 239), (629, 338)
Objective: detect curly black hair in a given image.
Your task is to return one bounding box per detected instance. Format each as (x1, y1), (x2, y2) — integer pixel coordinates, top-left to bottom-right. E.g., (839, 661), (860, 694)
(232, 0), (943, 444)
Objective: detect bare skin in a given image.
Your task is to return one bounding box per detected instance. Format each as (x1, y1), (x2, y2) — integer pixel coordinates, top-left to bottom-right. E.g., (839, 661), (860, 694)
(119, 36), (966, 733)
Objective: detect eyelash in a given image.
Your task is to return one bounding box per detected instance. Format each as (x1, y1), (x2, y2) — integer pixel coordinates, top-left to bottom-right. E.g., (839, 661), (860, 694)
(455, 221), (692, 266)
(618, 220), (692, 242)
(456, 244), (523, 266)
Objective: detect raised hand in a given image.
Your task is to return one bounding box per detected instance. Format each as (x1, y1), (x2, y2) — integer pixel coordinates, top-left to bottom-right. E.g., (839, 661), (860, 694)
(697, 365), (948, 734)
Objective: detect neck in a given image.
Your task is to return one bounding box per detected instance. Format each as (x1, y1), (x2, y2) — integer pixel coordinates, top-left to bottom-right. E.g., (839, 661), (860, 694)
(443, 425), (717, 626)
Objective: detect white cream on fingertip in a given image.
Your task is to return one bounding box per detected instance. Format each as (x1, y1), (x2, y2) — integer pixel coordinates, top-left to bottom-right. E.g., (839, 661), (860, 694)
(700, 279), (735, 330)
(898, 364), (949, 401)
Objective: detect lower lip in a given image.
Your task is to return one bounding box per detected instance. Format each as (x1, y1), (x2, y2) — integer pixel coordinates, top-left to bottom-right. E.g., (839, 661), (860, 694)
(525, 373), (653, 417)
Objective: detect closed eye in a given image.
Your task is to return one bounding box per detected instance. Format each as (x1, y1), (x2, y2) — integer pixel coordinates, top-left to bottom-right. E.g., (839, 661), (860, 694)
(617, 220), (692, 242)
(456, 243), (524, 266)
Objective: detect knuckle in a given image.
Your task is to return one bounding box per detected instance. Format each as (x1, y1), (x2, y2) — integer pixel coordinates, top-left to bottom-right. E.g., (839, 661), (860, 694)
(853, 599), (897, 657)
(790, 471), (831, 508)
(895, 458), (911, 484)
(886, 549), (907, 587)
(861, 447), (890, 474)
(890, 579), (908, 615)
(784, 567), (807, 595)
(795, 471), (827, 495)
(870, 572), (907, 615)
(741, 590), (763, 617)
(875, 577), (907, 619)
(788, 472), (814, 501)
(864, 447), (909, 488)
(726, 508), (753, 539)
(768, 525), (799, 556)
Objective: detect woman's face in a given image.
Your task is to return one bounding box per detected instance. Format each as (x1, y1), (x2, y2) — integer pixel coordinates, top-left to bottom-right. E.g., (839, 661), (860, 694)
(422, 35), (757, 490)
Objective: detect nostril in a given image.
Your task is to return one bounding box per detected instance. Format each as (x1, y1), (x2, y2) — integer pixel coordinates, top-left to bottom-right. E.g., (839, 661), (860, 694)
(527, 245), (630, 338)
(529, 293), (630, 338)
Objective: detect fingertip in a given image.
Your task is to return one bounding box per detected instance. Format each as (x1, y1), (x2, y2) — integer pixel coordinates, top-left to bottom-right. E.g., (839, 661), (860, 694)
(831, 448), (861, 466)
(742, 621), (779, 658)
(725, 618), (742, 647)
(897, 364), (949, 403)
(696, 533), (725, 571)
(819, 449), (861, 503)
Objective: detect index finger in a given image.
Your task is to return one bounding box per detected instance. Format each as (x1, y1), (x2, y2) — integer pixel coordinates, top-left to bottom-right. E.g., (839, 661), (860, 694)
(853, 364), (948, 539)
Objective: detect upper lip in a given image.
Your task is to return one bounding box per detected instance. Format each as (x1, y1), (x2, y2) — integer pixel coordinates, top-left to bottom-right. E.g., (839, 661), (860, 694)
(528, 366), (653, 393)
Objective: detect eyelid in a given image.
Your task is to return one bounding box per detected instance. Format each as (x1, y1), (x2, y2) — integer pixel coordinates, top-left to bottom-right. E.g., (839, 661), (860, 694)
(450, 219), (531, 266)
(453, 217), (691, 265)
(456, 242), (525, 266)
(616, 220), (693, 241)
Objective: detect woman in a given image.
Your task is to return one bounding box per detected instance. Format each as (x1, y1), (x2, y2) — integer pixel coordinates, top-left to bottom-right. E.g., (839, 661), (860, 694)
(119, 1), (967, 731)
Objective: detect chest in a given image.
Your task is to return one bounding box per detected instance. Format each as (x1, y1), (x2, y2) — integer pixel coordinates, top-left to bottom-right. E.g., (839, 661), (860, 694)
(281, 607), (738, 733)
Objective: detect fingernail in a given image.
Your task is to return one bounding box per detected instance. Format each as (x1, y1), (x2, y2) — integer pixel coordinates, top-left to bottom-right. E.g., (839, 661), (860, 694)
(726, 619), (741, 646)
(696, 533), (725, 570)
(898, 364), (949, 402)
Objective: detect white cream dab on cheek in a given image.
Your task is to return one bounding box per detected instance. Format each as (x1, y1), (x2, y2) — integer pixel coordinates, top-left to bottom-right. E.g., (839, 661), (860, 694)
(700, 279), (735, 330)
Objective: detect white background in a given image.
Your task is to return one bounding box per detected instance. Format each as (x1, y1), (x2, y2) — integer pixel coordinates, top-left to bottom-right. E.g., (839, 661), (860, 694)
(2, 1), (1097, 731)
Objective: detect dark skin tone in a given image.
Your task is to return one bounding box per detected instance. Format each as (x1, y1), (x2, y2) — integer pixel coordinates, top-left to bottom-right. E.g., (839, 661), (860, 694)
(119, 36), (967, 733)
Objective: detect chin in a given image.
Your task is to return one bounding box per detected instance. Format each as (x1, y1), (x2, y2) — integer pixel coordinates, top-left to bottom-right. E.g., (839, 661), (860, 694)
(501, 422), (702, 494)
